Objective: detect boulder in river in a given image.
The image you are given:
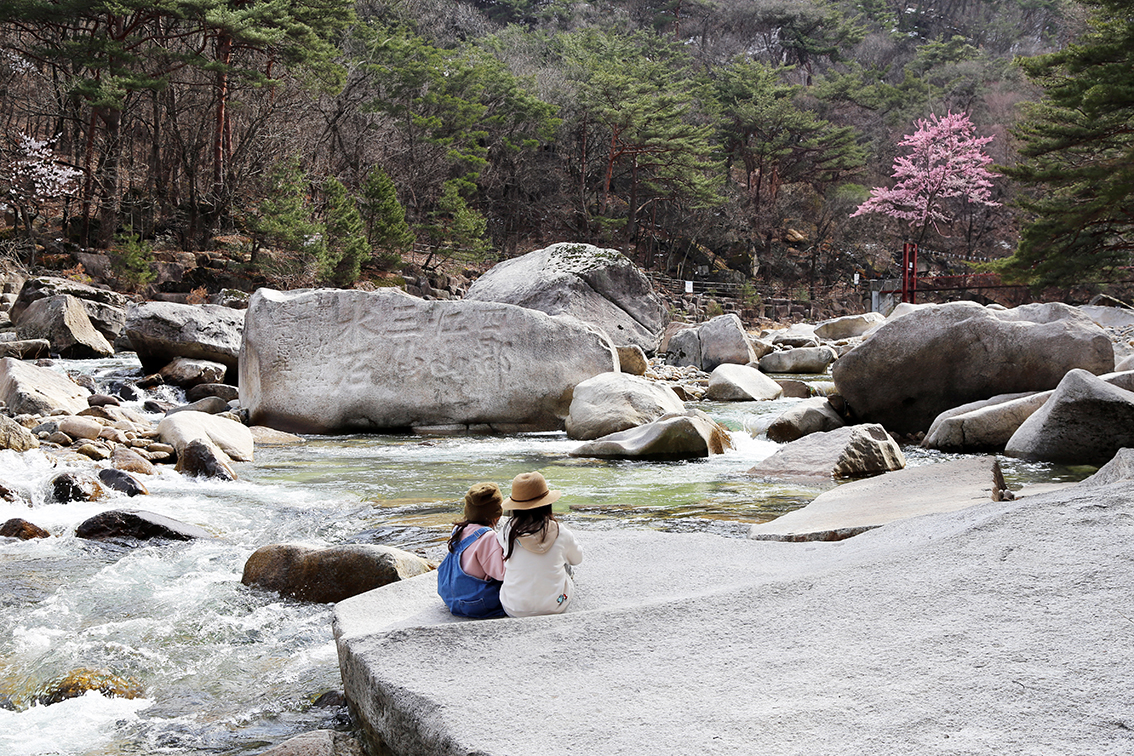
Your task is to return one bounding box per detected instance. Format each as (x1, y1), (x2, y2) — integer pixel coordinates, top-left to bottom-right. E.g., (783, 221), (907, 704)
(666, 314), (756, 372)
(49, 471), (103, 503)
(0, 518), (50, 539)
(9, 276), (130, 343)
(748, 423), (906, 480)
(175, 439), (238, 480)
(757, 346), (838, 375)
(124, 300), (245, 375)
(765, 397), (846, 443)
(0, 356), (91, 415)
(0, 338), (50, 360)
(98, 468), (149, 497)
(705, 363), (783, 401)
(565, 372), (685, 440)
(34, 667), (143, 706)
(569, 409), (732, 460)
(0, 414), (40, 451)
(75, 510), (212, 541)
(1004, 368), (1134, 465)
(239, 288), (617, 434)
(832, 301), (1114, 434)
(157, 410), (254, 463)
(463, 242), (668, 353)
(921, 392), (1048, 452)
(242, 543), (433, 604)
(159, 356), (228, 388)
(813, 312), (886, 340)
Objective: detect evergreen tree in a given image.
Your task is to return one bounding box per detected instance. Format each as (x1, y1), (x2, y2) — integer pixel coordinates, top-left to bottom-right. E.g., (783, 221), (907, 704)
(110, 225), (156, 292)
(358, 165), (413, 270)
(321, 176), (369, 287)
(246, 155), (326, 285)
(993, 0), (1134, 287)
(419, 179), (490, 269)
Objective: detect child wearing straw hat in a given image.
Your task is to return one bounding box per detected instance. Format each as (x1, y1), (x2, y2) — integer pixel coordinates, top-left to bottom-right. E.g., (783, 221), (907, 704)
(498, 471), (583, 617)
(437, 482), (507, 619)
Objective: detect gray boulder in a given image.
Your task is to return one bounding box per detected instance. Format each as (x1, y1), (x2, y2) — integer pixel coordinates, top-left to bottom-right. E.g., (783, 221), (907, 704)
(832, 301), (1114, 434)
(922, 392), (1048, 452)
(159, 356), (227, 388)
(158, 410), (254, 462)
(124, 301), (245, 375)
(241, 543), (432, 604)
(0, 414), (39, 451)
(1080, 448), (1134, 487)
(666, 315), (757, 372)
(765, 397), (846, 443)
(0, 357), (90, 415)
(569, 409), (732, 460)
(758, 346), (838, 374)
(769, 324), (819, 348)
(16, 295), (114, 358)
(239, 288), (617, 434)
(186, 383), (240, 403)
(706, 363), (783, 401)
(565, 372), (685, 440)
(748, 423), (905, 480)
(813, 312), (886, 340)
(463, 242), (667, 353)
(9, 276), (129, 342)
(175, 439), (237, 480)
(256, 730), (364, 756)
(1004, 369), (1134, 465)
(0, 338), (50, 359)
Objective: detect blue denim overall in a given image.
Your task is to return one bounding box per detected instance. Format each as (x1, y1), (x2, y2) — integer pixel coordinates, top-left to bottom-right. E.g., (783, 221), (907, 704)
(437, 526), (505, 619)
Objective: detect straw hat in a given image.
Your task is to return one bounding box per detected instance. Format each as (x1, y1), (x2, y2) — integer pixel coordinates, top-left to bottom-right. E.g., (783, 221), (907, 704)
(464, 482), (503, 522)
(502, 471), (562, 510)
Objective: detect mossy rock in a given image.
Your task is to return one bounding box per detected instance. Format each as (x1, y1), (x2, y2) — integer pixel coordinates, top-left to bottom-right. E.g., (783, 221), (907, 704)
(35, 668), (144, 706)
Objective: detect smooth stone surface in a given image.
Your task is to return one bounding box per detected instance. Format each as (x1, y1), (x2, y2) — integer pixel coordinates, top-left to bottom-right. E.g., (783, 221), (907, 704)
(813, 312), (886, 340)
(922, 392), (1048, 451)
(335, 479), (1133, 756)
(765, 397), (845, 443)
(568, 409), (731, 460)
(75, 510), (212, 541)
(157, 410), (254, 463)
(705, 363), (783, 401)
(748, 423), (905, 480)
(0, 414), (40, 451)
(124, 300), (245, 374)
(758, 346), (838, 374)
(0, 357), (91, 415)
(832, 301), (1114, 434)
(565, 372), (685, 440)
(748, 457), (1001, 541)
(159, 356), (228, 388)
(666, 314), (757, 372)
(16, 295), (114, 358)
(463, 242), (667, 352)
(0, 338), (50, 359)
(240, 288), (617, 434)
(242, 543), (432, 604)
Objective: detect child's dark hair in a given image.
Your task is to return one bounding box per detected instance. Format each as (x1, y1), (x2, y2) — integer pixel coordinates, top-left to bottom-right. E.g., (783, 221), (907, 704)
(504, 504), (556, 560)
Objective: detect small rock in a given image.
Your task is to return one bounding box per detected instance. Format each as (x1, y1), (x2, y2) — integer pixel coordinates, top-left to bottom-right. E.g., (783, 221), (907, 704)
(0, 414), (40, 451)
(165, 396), (230, 416)
(49, 472), (103, 503)
(111, 446), (157, 475)
(0, 518), (50, 539)
(98, 468), (148, 497)
(186, 383), (239, 403)
(87, 393), (121, 407)
(34, 668), (143, 706)
(241, 543), (432, 603)
(175, 439), (237, 480)
(75, 510), (212, 541)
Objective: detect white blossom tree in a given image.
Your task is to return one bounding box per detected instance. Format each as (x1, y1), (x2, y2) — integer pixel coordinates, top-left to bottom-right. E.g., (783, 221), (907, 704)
(1, 132), (82, 265)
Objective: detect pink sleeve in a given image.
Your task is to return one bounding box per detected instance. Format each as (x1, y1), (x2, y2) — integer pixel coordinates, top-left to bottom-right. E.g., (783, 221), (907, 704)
(460, 530), (506, 581)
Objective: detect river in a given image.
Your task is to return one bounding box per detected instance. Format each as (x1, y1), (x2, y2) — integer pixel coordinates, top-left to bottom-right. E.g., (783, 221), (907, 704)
(0, 354), (1080, 755)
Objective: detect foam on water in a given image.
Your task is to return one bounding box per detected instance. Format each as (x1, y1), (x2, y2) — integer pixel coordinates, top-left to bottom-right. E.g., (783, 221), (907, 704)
(0, 692), (152, 756)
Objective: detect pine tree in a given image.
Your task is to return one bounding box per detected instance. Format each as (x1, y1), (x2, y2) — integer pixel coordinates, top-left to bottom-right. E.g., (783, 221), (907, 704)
(321, 176), (369, 287)
(358, 165), (413, 270)
(247, 155), (326, 286)
(992, 0), (1134, 287)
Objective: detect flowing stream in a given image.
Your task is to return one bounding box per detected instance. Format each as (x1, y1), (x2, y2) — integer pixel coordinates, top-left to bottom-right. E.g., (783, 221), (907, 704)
(0, 355), (1083, 755)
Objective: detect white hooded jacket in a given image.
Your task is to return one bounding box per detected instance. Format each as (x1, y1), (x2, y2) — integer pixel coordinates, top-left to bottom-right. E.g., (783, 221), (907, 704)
(498, 520), (583, 617)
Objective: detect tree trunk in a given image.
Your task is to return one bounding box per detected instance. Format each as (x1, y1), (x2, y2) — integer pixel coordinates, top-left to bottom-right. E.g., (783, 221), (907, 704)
(213, 32), (233, 203)
(97, 107), (123, 248)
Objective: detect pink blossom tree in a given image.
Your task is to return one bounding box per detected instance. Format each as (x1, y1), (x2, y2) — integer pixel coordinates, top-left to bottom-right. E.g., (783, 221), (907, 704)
(851, 111), (999, 248)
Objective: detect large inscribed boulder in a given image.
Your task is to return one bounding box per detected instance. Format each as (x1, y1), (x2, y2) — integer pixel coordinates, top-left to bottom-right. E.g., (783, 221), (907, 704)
(832, 301), (1114, 434)
(239, 288), (618, 434)
(463, 242), (667, 352)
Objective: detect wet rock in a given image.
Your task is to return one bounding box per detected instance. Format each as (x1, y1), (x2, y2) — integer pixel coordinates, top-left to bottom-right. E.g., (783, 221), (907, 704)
(748, 423), (906, 480)
(0, 414), (40, 451)
(569, 409), (732, 460)
(34, 668), (143, 706)
(144, 399), (177, 414)
(249, 426), (306, 446)
(241, 543), (432, 603)
(98, 468), (149, 496)
(111, 446), (157, 475)
(75, 510), (212, 541)
(0, 481), (17, 502)
(175, 439), (237, 480)
(58, 415), (104, 441)
(565, 372), (685, 441)
(0, 338), (50, 359)
(256, 730), (365, 756)
(775, 379), (813, 398)
(166, 396), (230, 416)
(49, 472), (103, 503)
(0, 518), (50, 539)
(73, 442), (112, 461)
(705, 363), (783, 401)
(158, 410), (253, 462)
(0, 357), (91, 415)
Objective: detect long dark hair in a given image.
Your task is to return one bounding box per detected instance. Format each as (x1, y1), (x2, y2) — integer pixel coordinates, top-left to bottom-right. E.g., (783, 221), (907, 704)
(447, 515), (500, 553)
(504, 505), (557, 560)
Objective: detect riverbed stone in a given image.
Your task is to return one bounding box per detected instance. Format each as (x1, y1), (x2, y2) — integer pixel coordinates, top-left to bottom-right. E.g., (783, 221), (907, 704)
(75, 510), (211, 541)
(166, 396), (230, 416)
(157, 410), (254, 462)
(256, 730), (365, 756)
(159, 356), (228, 388)
(111, 446), (157, 476)
(175, 439), (238, 480)
(615, 345), (649, 375)
(666, 314), (757, 372)
(242, 543), (433, 604)
(463, 242), (668, 353)
(58, 415), (105, 441)
(98, 468), (149, 497)
(1004, 368), (1134, 465)
(34, 668), (144, 706)
(813, 312), (886, 340)
(250, 426), (306, 446)
(0, 414), (39, 451)
(0, 338), (50, 359)
(569, 409), (732, 460)
(921, 392), (1048, 452)
(1080, 448), (1134, 487)
(186, 383), (240, 403)
(0, 518), (50, 539)
(16, 295), (114, 358)
(565, 372), (685, 440)
(705, 363), (783, 401)
(124, 300), (245, 375)
(0, 356), (91, 415)
(765, 397), (846, 443)
(239, 288), (617, 434)
(48, 471), (103, 503)
(748, 423), (905, 480)
(10, 276), (130, 340)
(758, 346), (838, 374)
(832, 301), (1115, 434)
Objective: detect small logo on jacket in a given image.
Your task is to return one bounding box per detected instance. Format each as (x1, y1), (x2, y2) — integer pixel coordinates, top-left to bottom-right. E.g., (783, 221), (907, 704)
(556, 593), (567, 605)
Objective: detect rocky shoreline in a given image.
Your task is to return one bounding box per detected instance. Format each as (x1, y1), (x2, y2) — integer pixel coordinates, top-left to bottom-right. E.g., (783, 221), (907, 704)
(4, 242), (1134, 755)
